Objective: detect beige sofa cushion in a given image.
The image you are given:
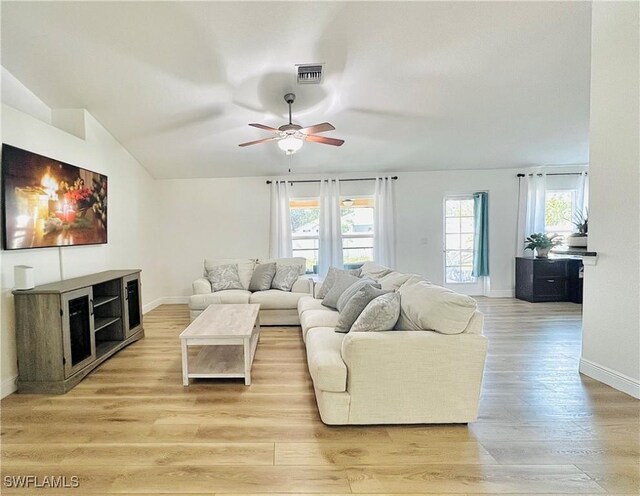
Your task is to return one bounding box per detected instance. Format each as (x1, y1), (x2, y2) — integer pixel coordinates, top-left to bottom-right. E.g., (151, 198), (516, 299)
(378, 271), (414, 291)
(189, 290), (251, 310)
(298, 295), (326, 314)
(249, 289), (308, 310)
(360, 261), (394, 281)
(306, 327), (347, 392)
(300, 309), (340, 339)
(204, 258), (256, 290)
(396, 280), (477, 334)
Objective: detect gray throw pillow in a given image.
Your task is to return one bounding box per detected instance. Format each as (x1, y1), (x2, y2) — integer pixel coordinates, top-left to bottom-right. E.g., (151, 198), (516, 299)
(271, 265), (299, 291)
(249, 262), (276, 292)
(317, 266), (362, 299)
(207, 264), (244, 292)
(322, 271), (361, 309)
(351, 292), (401, 332)
(336, 278), (380, 313)
(335, 285), (391, 333)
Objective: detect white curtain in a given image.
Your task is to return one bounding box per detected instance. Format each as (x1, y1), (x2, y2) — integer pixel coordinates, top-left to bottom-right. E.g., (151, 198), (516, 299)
(373, 177), (396, 267)
(575, 171), (589, 218)
(318, 179), (343, 277)
(269, 181), (292, 258)
(516, 172), (547, 255)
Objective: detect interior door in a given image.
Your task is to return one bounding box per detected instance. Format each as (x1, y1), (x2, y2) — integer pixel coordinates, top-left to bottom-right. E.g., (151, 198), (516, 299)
(61, 287), (96, 378)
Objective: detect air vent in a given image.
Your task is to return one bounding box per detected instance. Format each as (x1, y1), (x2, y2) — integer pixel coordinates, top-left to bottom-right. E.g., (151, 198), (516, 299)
(296, 64), (323, 84)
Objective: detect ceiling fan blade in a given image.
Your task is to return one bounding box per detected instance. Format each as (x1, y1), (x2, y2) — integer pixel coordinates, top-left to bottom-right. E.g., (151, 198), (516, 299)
(249, 123), (279, 132)
(305, 134), (345, 147)
(299, 122), (335, 135)
(238, 136), (278, 147)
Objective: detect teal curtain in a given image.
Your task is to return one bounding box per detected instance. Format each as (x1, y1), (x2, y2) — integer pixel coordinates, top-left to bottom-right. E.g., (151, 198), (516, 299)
(472, 192), (489, 277)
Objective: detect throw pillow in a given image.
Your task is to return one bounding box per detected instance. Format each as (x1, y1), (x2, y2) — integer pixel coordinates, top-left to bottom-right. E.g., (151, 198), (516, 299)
(335, 285), (391, 333)
(321, 271), (361, 309)
(203, 258), (256, 289)
(317, 266), (362, 300)
(351, 292), (401, 332)
(378, 271), (415, 291)
(271, 265), (300, 291)
(336, 278), (380, 313)
(249, 262), (276, 292)
(258, 257), (306, 275)
(207, 264), (244, 292)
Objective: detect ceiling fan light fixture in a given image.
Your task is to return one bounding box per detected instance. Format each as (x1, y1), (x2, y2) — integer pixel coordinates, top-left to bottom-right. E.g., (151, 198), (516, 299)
(278, 136), (303, 155)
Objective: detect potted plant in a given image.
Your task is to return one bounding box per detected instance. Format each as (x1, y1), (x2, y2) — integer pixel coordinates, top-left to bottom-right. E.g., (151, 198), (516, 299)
(567, 210), (588, 248)
(525, 233), (561, 258)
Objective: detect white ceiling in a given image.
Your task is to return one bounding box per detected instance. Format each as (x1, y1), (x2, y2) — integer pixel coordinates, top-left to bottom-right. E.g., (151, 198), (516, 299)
(1, 1), (591, 179)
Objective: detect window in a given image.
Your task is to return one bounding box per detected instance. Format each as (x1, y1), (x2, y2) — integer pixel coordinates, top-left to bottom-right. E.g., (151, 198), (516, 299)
(545, 190), (575, 242)
(290, 197), (375, 273)
(290, 199), (320, 274)
(444, 196), (476, 283)
(341, 198), (374, 268)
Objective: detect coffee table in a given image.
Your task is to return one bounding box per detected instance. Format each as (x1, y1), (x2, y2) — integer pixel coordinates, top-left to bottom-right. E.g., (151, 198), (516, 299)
(179, 304), (260, 386)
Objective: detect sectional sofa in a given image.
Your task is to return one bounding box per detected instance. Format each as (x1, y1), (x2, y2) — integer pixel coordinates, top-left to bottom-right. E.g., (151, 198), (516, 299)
(191, 258), (488, 425)
(297, 262), (488, 425)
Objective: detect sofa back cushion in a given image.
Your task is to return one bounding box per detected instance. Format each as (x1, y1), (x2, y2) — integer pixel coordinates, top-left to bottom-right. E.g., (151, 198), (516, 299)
(207, 264), (244, 292)
(351, 292), (401, 332)
(378, 271), (415, 291)
(204, 258), (256, 290)
(249, 262), (277, 292)
(359, 261), (394, 281)
(396, 280), (477, 334)
(336, 278), (380, 313)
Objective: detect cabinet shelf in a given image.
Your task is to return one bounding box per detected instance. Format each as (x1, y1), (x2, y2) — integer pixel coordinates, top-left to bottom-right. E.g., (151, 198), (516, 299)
(94, 295), (119, 308)
(96, 340), (120, 358)
(94, 316), (121, 332)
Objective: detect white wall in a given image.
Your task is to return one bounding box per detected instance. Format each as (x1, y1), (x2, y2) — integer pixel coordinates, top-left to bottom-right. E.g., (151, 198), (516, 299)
(157, 168), (526, 299)
(0, 69), (161, 396)
(580, 2), (640, 398)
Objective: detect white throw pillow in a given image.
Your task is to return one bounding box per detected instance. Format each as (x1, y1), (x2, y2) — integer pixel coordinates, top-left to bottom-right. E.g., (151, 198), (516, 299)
(395, 280), (477, 334)
(351, 292), (401, 332)
(204, 258), (256, 290)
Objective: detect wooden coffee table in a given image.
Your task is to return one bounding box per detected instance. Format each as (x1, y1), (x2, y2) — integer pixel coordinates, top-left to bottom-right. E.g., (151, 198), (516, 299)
(179, 304), (260, 386)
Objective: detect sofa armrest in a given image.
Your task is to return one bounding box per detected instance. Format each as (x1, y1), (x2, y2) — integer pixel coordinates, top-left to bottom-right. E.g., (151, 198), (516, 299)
(340, 331), (488, 423)
(291, 276), (313, 294)
(192, 278), (212, 295)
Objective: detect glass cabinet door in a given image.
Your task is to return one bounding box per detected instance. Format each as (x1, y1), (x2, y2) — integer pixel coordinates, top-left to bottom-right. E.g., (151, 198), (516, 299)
(61, 287), (96, 378)
(122, 274), (142, 337)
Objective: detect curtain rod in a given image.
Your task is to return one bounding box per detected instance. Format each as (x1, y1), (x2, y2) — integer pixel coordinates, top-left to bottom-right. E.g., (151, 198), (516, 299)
(517, 172), (588, 178)
(266, 176), (398, 185)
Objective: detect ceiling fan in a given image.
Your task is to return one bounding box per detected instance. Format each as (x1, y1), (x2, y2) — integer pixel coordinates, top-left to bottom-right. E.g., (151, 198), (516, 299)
(238, 93), (344, 155)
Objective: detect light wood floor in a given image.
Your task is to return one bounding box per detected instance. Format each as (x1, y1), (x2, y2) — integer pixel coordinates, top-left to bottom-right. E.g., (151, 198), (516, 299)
(1, 299), (639, 495)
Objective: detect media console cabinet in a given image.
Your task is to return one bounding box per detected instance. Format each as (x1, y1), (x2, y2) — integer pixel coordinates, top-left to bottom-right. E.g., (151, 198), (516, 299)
(13, 270), (144, 394)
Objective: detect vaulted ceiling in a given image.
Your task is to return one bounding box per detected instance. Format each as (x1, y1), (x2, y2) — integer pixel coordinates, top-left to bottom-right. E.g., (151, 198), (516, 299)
(1, 1), (591, 178)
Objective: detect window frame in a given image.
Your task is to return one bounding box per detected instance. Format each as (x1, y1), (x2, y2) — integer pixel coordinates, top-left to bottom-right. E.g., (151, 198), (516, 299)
(544, 189), (577, 242)
(340, 196), (375, 268)
(443, 194), (477, 285)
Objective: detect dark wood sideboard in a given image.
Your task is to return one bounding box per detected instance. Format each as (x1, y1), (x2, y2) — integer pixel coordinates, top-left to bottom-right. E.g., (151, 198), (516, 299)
(12, 270), (144, 394)
(515, 257), (583, 303)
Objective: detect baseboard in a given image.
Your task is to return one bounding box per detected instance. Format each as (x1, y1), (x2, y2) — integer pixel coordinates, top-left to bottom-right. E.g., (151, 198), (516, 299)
(487, 289), (515, 298)
(579, 358), (640, 399)
(1, 375), (18, 399)
(143, 296), (189, 314)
